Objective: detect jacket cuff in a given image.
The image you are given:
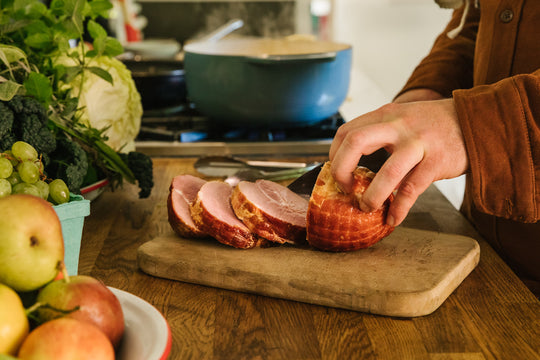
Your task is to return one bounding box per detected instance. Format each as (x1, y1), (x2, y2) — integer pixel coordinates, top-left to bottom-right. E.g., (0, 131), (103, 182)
(453, 79), (538, 222)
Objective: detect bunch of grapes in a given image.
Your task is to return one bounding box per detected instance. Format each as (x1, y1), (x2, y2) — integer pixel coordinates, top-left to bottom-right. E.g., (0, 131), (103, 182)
(0, 141), (70, 204)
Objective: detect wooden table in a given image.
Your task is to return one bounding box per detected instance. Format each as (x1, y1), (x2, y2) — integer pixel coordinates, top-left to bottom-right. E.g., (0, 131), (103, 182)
(79, 157), (540, 360)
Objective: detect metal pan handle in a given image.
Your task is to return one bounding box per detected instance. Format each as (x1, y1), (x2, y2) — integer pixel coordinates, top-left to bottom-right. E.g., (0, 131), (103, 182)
(192, 19), (244, 43)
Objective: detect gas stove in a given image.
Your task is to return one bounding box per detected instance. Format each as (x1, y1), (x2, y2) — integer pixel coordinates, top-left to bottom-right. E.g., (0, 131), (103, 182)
(134, 105), (345, 157)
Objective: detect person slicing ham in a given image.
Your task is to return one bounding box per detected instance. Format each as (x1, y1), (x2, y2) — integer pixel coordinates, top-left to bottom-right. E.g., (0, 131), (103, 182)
(329, 0), (540, 297)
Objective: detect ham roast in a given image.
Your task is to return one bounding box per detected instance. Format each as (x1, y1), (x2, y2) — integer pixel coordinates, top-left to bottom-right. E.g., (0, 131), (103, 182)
(167, 174), (207, 238)
(306, 161), (394, 251)
(231, 179), (308, 244)
(190, 181), (260, 249)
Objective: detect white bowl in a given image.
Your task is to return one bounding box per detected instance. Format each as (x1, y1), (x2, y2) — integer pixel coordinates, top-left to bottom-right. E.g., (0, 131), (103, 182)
(109, 287), (172, 360)
(80, 178), (109, 201)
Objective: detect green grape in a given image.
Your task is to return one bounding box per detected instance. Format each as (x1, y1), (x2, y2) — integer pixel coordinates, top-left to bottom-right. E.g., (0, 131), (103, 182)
(0, 157), (13, 179)
(7, 172), (22, 186)
(34, 180), (49, 200)
(11, 141), (38, 162)
(0, 178), (11, 198)
(12, 183), (41, 197)
(49, 179), (70, 205)
(17, 161), (40, 184)
(3, 150), (19, 167)
(35, 159), (44, 174)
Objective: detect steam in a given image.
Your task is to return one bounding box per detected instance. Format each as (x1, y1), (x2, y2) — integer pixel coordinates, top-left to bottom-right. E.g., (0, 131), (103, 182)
(193, 2), (296, 39)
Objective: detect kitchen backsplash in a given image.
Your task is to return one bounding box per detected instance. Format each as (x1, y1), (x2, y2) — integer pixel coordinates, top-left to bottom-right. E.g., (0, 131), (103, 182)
(137, 1), (297, 44)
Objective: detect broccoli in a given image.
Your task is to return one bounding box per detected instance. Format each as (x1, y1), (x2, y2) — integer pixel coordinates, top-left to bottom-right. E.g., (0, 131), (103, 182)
(120, 151), (153, 198)
(0, 95), (56, 155)
(1, 96), (89, 194)
(46, 137), (89, 193)
(0, 102), (14, 140)
(7, 95), (47, 119)
(1, 95), (154, 199)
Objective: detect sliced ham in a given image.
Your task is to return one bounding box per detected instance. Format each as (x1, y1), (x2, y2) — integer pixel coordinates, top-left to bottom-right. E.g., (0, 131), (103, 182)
(231, 180), (308, 244)
(167, 174), (207, 238)
(307, 161), (394, 251)
(190, 181), (259, 249)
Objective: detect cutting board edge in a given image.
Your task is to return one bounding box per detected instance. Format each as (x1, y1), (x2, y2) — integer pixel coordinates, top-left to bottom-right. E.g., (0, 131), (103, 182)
(136, 236), (481, 317)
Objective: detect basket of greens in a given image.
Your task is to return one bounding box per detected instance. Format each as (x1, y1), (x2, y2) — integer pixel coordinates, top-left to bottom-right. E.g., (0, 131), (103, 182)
(0, 0), (153, 200)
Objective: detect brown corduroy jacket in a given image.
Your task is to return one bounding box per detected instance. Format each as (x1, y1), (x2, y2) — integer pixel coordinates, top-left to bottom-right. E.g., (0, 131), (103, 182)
(398, 0), (540, 293)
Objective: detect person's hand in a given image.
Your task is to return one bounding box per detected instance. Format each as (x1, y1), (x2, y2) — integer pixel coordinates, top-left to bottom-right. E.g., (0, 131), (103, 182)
(329, 98), (469, 227)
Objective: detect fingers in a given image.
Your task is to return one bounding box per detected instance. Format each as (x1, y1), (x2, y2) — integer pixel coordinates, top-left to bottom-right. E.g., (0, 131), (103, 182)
(359, 140), (424, 213)
(329, 118), (363, 162)
(328, 124), (356, 192)
(329, 99), (466, 228)
(386, 162), (435, 226)
(328, 122), (347, 160)
(329, 106), (392, 161)
(329, 111), (432, 228)
(330, 121), (398, 193)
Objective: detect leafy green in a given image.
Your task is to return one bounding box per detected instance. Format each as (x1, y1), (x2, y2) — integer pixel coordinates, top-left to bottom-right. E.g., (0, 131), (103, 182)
(24, 72), (51, 103)
(46, 136), (88, 193)
(0, 0), (122, 104)
(0, 0), (153, 198)
(0, 95), (56, 157)
(56, 52), (142, 152)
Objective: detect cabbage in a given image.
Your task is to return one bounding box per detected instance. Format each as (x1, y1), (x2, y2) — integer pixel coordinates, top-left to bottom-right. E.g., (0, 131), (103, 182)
(58, 54), (142, 153)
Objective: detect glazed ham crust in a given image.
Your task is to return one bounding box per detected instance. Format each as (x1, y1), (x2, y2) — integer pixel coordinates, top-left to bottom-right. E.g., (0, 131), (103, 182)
(307, 162), (394, 251)
(231, 180), (308, 244)
(167, 175), (207, 238)
(190, 181), (259, 249)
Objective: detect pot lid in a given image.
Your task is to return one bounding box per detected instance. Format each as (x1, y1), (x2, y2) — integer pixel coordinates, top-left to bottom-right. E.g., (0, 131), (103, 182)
(184, 36), (351, 57)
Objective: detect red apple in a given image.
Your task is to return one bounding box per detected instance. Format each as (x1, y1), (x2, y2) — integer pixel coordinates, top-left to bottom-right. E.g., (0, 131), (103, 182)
(0, 194), (64, 292)
(36, 275), (124, 348)
(17, 318), (114, 360)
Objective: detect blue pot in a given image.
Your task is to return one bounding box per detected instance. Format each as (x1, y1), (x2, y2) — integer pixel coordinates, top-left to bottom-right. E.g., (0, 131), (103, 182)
(184, 37), (352, 127)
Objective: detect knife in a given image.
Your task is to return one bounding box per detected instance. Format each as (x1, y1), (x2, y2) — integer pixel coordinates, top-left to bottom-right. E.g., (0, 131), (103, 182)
(287, 149), (390, 196)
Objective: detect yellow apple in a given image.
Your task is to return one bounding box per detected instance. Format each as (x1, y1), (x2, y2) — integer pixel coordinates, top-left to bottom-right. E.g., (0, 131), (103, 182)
(0, 194), (64, 292)
(0, 283), (29, 356)
(0, 354), (19, 359)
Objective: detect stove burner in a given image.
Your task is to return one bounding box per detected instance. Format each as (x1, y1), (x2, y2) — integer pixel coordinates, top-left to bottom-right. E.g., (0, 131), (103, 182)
(136, 106), (345, 143)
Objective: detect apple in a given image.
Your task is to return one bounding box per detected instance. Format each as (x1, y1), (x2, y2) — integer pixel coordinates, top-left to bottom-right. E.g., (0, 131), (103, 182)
(36, 275), (125, 348)
(17, 318), (115, 360)
(0, 355), (19, 360)
(0, 283), (29, 356)
(0, 194), (64, 292)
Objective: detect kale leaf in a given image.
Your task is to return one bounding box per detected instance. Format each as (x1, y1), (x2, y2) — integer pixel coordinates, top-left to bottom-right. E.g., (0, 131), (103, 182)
(120, 151), (153, 198)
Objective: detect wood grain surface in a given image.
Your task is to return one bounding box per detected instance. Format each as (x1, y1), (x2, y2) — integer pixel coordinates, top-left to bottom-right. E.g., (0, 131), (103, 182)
(79, 157), (540, 360)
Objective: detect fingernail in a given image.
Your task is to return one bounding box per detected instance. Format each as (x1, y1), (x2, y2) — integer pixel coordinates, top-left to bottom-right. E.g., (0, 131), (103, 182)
(335, 181), (346, 194)
(359, 199), (372, 213)
(386, 215), (395, 227)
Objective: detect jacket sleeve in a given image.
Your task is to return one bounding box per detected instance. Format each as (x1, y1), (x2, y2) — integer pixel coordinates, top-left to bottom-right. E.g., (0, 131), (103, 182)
(396, 5), (540, 222)
(396, 6), (479, 98)
(454, 72), (540, 223)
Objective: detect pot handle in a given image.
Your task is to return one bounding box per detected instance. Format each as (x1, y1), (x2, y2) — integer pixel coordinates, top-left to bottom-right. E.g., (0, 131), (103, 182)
(245, 52), (337, 65)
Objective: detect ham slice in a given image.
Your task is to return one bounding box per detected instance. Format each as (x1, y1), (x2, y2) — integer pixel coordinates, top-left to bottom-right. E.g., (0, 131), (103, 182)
(167, 175), (207, 238)
(231, 180), (308, 244)
(307, 161), (394, 251)
(190, 181), (259, 249)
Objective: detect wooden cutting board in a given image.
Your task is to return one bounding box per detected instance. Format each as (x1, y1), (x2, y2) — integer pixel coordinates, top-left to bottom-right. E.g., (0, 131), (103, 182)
(137, 227), (479, 317)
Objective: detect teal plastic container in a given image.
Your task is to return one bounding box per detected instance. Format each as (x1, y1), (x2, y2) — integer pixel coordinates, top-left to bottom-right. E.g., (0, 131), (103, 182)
(53, 194), (91, 275)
